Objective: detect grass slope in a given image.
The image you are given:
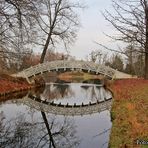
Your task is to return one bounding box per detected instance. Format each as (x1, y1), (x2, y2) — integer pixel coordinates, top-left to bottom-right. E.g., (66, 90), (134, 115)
(109, 79), (148, 148)
(0, 73), (30, 93)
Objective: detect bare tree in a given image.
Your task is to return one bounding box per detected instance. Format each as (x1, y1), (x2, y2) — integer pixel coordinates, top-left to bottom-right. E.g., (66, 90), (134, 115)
(1, 0), (37, 50)
(88, 50), (108, 64)
(0, 0), (82, 72)
(33, 0), (82, 63)
(103, 0), (148, 79)
(105, 54), (124, 71)
(0, 0), (39, 71)
(123, 44), (145, 76)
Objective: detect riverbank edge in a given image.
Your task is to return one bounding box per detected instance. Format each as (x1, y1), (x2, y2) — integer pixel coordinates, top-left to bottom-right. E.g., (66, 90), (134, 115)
(0, 84), (45, 98)
(108, 79), (148, 148)
(0, 74), (45, 98)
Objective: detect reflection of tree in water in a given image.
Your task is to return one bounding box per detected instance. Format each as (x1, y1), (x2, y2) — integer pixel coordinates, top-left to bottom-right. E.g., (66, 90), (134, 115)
(31, 79), (103, 101)
(31, 86), (45, 98)
(53, 84), (70, 98)
(0, 111), (38, 147)
(41, 84), (58, 100)
(90, 86), (97, 101)
(93, 128), (111, 148)
(80, 85), (92, 100)
(83, 86), (107, 102)
(80, 85), (91, 90)
(81, 85), (98, 102)
(81, 85), (106, 102)
(41, 112), (80, 148)
(82, 79), (102, 85)
(95, 86), (103, 101)
(81, 79), (103, 102)
(39, 84), (74, 100)
(0, 111), (80, 148)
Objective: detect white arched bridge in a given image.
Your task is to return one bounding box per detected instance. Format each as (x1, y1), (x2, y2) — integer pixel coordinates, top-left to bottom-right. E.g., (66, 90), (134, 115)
(13, 60), (134, 83)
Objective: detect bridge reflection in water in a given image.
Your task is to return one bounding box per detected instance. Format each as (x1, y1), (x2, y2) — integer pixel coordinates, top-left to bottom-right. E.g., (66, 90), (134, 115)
(21, 94), (112, 116)
(19, 79), (112, 116)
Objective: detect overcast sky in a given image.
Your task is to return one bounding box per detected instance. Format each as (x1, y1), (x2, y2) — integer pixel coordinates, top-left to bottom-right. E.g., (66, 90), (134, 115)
(63, 0), (115, 60)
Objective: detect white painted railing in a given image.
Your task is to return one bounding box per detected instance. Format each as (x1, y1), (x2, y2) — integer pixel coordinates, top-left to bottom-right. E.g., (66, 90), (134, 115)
(13, 60), (116, 82)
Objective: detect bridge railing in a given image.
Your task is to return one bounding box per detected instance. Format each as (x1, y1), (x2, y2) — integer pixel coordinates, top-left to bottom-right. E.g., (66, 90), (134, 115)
(14, 60), (116, 81)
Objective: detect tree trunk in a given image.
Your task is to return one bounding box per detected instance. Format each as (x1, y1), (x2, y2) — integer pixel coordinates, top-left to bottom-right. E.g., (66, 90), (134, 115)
(145, 1), (148, 79)
(41, 111), (56, 148)
(145, 50), (148, 79)
(39, 1), (61, 64)
(40, 33), (52, 63)
(129, 46), (133, 75)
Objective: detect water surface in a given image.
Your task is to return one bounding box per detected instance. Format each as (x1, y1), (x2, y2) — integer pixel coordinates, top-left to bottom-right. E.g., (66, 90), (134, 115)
(0, 79), (112, 148)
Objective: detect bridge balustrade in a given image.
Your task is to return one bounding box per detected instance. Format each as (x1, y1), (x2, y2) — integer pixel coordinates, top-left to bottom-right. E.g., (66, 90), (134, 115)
(13, 60), (116, 82)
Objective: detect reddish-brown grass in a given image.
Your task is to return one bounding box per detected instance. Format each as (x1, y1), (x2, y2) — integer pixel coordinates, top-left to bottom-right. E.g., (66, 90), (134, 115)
(109, 79), (148, 148)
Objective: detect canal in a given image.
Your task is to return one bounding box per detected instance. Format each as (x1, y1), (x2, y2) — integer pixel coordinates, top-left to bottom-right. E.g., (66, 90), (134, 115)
(0, 78), (112, 148)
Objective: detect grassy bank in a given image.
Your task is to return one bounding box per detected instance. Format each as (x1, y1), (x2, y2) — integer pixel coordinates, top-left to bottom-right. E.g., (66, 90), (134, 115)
(58, 71), (104, 81)
(0, 73), (31, 93)
(0, 73), (44, 98)
(109, 79), (148, 148)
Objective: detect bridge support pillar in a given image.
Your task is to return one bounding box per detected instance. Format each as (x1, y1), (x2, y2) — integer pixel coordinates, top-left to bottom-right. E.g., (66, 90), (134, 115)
(22, 71), (31, 84)
(26, 77), (31, 84)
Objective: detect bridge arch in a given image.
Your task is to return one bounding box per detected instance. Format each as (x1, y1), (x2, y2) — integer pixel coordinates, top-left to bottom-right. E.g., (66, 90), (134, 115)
(14, 60), (116, 82)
